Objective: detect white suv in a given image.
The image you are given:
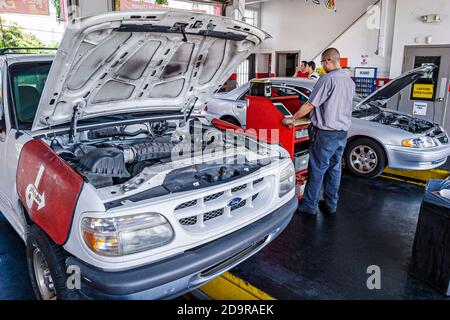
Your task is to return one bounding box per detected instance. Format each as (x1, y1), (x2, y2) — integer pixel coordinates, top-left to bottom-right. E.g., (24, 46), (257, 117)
(0, 11), (297, 300)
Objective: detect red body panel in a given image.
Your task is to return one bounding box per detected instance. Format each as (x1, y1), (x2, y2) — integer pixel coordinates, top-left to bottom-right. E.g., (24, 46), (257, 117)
(247, 96), (301, 156)
(16, 140), (84, 245)
(246, 95), (310, 200)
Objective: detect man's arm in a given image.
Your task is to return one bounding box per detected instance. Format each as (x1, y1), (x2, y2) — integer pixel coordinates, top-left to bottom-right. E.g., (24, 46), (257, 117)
(282, 76), (333, 127)
(282, 102), (315, 126)
(293, 102), (315, 119)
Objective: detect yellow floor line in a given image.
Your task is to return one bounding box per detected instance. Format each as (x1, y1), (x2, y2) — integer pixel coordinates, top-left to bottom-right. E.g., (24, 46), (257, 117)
(199, 272), (276, 300)
(383, 168), (449, 183)
(380, 173), (426, 186)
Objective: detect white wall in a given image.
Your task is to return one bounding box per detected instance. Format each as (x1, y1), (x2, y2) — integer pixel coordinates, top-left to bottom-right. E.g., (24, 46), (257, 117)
(390, 0), (450, 78)
(321, 0), (396, 78)
(257, 0), (379, 74)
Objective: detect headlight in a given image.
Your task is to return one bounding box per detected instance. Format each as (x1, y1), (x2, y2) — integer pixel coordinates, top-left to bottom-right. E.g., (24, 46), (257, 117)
(81, 213), (174, 257)
(401, 137), (436, 148)
(279, 163), (296, 197)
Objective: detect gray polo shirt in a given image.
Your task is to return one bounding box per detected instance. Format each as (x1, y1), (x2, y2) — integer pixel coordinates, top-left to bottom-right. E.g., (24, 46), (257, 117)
(308, 68), (355, 131)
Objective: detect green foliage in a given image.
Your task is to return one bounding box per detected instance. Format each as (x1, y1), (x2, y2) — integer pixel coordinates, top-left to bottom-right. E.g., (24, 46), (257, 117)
(51, 0), (62, 22)
(155, 0), (169, 5)
(0, 18), (44, 49)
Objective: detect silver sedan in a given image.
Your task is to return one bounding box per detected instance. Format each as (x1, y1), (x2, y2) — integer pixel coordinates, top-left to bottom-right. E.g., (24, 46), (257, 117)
(204, 67), (450, 178)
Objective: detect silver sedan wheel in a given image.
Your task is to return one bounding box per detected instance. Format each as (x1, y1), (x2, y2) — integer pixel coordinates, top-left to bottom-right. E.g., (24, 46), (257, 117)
(33, 247), (57, 300)
(349, 145), (378, 174)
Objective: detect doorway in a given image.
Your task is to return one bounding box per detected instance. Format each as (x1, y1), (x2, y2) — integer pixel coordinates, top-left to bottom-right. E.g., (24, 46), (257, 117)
(236, 54), (256, 86)
(276, 51), (300, 77)
(397, 46), (450, 132)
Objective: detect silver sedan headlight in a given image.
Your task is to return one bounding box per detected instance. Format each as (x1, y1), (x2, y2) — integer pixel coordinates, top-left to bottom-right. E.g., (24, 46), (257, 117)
(402, 137), (437, 148)
(81, 213), (174, 257)
(279, 163), (296, 197)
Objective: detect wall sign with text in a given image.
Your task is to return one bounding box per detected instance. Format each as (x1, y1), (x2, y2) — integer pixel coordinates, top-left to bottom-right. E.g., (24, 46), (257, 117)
(411, 83), (435, 101)
(0, 0), (49, 15)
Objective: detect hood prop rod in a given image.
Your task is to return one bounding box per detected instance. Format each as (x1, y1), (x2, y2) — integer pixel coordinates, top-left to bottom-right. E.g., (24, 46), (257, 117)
(69, 103), (82, 143)
(183, 97), (199, 127)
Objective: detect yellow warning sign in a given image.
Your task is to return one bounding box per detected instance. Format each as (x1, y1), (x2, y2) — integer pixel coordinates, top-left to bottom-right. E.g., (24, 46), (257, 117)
(412, 84), (434, 100)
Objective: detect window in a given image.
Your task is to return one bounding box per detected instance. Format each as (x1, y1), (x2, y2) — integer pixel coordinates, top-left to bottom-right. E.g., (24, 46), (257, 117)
(292, 86), (312, 97)
(234, 8), (259, 88)
(244, 9), (258, 27)
(236, 59), (250, 87)
(10, 62), (52, 129)
(273, 86), (309, 104)
(238, 86), (251, 101)
(238, 85), (309, 103)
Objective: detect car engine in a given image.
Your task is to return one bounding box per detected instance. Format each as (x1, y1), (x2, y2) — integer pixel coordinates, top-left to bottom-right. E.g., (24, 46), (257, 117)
(371, 111), (435, 134)
(353, 105), (436, 134)
(45, 120), (275, 190)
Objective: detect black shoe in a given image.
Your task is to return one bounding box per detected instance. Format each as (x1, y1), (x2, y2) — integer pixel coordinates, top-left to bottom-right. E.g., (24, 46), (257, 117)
(319, 200), (336, 215)
(296, 205), (318, 216)
(297, 209), (318, 216)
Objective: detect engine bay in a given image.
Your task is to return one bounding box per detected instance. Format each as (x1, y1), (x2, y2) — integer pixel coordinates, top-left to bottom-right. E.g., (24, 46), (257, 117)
(45, 119), (278, 192)
(353, 105), (436, 134)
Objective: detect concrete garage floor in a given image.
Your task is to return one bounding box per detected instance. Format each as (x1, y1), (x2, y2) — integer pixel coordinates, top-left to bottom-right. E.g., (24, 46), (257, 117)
(232, 173), (450, 300)
(0, 173), (448, 300)
(0, 216), (34, 299)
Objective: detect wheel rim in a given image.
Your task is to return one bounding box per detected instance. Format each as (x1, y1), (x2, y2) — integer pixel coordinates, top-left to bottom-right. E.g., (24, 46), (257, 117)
(349, 145), (378, 174)
(32, 247), (57, 300)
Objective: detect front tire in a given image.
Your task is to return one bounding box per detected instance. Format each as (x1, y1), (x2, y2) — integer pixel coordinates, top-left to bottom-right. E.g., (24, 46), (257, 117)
(344, 138), (387, 179)
(26, 225), (80, 300)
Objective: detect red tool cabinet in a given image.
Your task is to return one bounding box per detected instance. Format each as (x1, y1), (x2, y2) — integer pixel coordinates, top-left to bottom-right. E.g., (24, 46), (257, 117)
(246, 95), (310, 200)
(212, 89), (310, 200)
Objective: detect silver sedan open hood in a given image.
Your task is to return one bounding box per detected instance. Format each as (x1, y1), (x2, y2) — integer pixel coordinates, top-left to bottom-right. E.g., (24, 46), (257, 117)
(357, 65), (435, 107)
(32, 10), (269, 131)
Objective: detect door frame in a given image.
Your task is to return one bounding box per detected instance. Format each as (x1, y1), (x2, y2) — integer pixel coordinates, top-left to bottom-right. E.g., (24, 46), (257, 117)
(401, 45), (450, 127)
(275, 50), (301, 77)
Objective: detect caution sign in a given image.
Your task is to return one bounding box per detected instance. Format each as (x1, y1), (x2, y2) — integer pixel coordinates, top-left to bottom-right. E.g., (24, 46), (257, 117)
(412, 83), (434, 100)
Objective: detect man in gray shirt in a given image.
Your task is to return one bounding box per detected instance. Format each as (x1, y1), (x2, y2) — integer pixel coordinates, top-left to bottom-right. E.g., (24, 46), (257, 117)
(283, 48), (355, 215)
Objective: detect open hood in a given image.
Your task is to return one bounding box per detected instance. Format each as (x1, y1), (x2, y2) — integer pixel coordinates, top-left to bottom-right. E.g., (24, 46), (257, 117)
(357, 65), (435, 106)
(32, 10), (270, 131)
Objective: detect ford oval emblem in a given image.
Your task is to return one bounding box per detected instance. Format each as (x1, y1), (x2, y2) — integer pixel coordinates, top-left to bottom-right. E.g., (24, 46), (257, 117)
(228, 197), (242, 207)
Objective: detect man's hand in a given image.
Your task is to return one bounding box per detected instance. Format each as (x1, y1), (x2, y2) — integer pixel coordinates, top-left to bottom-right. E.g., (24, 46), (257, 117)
(282, 117), (295, 128)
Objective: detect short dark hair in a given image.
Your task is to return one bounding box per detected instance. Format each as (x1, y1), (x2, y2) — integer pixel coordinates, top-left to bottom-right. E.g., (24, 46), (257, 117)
(322, 48), (341, 65)
(301, 60), (308, 67)
(307, 61), (316, 70)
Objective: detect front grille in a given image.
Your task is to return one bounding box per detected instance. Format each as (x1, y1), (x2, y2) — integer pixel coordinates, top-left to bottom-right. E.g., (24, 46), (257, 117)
(204, 191), (224, 202)
(254, 178), (264, 185)
(175, 199), (197, 211)
(427, 127), (449, 145)
(203, 209), (224, 222)
(231, 184), (247, 193)
(175, 175), (271, 232)
(231, 199), (247, 211)
(179, 216), (197, 226)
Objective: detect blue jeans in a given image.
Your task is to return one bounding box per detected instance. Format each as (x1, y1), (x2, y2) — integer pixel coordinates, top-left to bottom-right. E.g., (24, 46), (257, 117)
(300, 126), (348, 213)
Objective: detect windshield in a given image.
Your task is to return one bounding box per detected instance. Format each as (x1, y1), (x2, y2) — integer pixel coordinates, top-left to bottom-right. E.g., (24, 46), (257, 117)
(10, 62), (52, 130)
